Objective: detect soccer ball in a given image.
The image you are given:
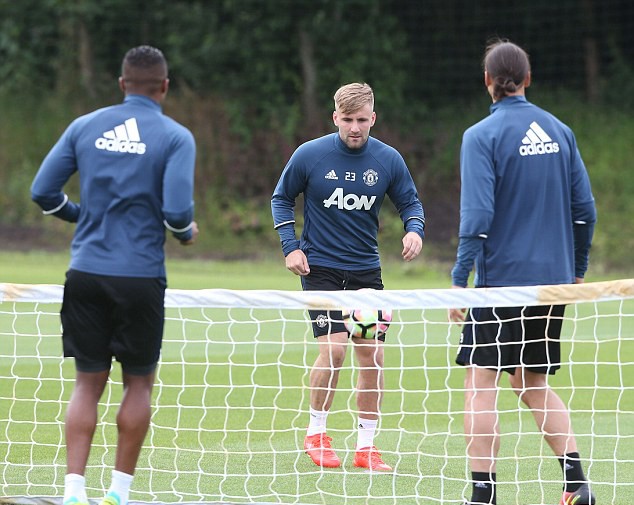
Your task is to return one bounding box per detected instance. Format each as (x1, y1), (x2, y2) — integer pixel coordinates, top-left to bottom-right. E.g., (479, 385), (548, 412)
(342, 308), (393, 339)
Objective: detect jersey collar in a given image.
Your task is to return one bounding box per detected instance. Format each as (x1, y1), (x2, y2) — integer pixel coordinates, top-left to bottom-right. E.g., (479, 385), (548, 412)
(490, 95), (527, 114)
(123, 94), (162, 111)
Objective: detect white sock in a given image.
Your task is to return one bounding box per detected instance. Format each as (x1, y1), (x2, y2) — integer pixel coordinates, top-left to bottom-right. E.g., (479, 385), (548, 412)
(306, 407), (328, 436)
(64, 473), (87, 504)
(356, 417), (378, 450)
(107, 469), (133, 505)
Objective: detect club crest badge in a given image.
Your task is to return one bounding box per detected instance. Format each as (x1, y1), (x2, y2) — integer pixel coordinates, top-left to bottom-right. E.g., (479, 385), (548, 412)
(363, 169), (379, 187)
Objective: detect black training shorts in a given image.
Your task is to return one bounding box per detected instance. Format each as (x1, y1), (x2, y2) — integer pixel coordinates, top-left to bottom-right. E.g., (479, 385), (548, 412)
(301, 265), (385, 340)
(455, 304), (565, 375)
(61, 269), (166, 375)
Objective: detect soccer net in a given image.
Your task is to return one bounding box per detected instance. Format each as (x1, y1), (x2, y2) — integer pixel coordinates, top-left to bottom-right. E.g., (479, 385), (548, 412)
(1, 280), (633, 505)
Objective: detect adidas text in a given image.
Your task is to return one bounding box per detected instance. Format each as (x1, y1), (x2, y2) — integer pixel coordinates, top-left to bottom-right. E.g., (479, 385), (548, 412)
(323, 187), (376, 210)
(95, 138), (147, 154)
(519, 142), (559, 156)
(96, 118), (146, 155)
(519, 121), (559, 156)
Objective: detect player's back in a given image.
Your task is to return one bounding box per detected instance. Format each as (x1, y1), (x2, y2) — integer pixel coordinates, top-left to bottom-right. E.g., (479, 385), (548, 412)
(463, 96), (591, 286)
(55, 95), (193, 278)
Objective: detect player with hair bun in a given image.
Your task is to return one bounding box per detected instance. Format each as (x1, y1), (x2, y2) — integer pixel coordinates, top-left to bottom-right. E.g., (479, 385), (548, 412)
(449, 39), (596, 505)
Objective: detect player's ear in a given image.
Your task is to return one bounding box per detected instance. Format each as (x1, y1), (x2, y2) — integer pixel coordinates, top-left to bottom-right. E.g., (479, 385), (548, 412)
(332, 110), (338, 126)
(118, 76), (126, 93)
(370, 111), (376, 127)
(524, 71), (531, 89)
(162, 78), (170, 95)
(484, 71), (496, 102)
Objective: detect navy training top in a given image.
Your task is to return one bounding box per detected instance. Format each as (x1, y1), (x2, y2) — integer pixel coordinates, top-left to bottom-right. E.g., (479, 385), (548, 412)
(31, 94), (196, 279)
(271, 133), (425, 270)
(451, 95), (596, 287)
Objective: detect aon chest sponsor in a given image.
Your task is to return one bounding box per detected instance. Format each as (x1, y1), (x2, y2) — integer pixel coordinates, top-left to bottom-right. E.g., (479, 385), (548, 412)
(323, 187), (376, 210)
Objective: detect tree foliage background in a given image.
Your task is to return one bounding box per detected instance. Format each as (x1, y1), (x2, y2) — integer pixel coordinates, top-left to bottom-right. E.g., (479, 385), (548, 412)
(1, 0), (633, 270)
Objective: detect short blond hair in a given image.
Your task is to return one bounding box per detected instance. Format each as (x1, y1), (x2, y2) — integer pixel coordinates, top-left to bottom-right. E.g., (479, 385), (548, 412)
(333, 83), (374, 114)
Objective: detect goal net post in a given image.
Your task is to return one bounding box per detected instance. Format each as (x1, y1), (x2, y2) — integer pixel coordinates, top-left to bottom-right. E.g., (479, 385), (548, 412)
(1, 279), (633, 505)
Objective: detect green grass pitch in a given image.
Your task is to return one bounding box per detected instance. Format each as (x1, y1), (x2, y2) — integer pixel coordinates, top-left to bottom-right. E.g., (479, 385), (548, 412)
(1, 252), (633, 504)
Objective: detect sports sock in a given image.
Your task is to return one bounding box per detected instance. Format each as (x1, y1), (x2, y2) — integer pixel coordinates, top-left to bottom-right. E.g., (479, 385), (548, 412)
(356, 417), (378, 450)
(306, 407), (328, 436)
(106, 469), (133, 505)
(470, 471), (496, 504)
(64, 473), (87, 504)
(558, 452), (586, 493)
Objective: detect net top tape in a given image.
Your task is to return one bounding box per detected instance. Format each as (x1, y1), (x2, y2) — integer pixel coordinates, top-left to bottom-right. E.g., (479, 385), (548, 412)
(1, 279), (633, 309)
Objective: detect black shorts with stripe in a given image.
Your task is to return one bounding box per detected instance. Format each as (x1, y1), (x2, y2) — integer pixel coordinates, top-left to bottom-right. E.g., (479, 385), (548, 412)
(455, 304), (566, 375)
(301, 265), (385, 340)
(61, 269), (166, 375)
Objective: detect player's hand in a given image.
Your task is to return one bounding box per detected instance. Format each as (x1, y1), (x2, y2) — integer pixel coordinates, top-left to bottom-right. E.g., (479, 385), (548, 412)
(402, 232), (423, 262)
(448, 307), (467, 323)
(575, 277), (585, 284)
(285, 249), (310, 276)
(448, 285), (466, 322)
(180, 221), (199, 246)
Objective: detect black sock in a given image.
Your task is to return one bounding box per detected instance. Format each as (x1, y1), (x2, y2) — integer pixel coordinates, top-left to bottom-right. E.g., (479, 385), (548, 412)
(558, 452), (586, 493)
(470, 471), (496, 504)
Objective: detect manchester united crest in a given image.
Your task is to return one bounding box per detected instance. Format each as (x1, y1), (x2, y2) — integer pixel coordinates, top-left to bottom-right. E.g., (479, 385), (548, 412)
(363, 169), (379, 187)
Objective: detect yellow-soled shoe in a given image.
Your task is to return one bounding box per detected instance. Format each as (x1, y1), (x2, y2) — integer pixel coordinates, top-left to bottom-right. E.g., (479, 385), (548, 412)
(99, 492), (121, 505)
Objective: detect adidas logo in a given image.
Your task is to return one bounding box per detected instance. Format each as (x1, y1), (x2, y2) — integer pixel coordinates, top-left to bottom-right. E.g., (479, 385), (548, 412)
(325, 170), (338, 180)
(519, 121), (559, 156)
(95, 118), (146, 154)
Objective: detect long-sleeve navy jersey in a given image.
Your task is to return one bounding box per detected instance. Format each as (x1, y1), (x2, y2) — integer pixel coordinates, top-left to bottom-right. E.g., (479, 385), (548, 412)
(271, 133), (425, 270)
(451, 95), (596, 287)
(31, 94), (196, 279)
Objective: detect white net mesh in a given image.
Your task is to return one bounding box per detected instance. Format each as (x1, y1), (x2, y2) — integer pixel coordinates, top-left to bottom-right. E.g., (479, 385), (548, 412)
(1, 280), (633, 505)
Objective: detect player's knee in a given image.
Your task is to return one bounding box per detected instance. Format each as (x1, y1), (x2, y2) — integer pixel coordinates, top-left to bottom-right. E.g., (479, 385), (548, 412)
(354, 343), (384, 365)
(509, 372), (548, 404)
(356, 353), (384, 369)
(508, 373), (524, 394)
(317, 346), (347, 368)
